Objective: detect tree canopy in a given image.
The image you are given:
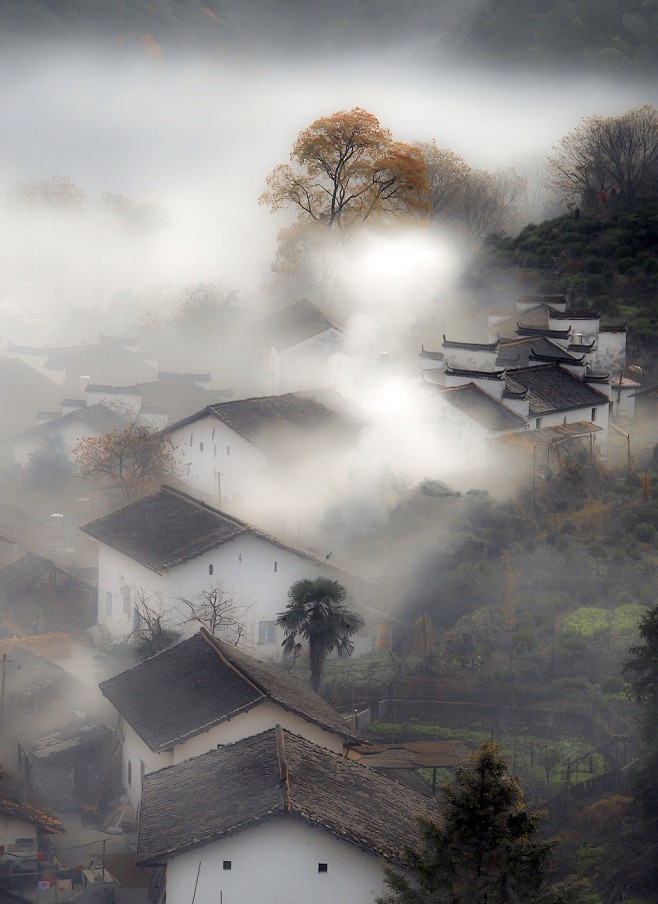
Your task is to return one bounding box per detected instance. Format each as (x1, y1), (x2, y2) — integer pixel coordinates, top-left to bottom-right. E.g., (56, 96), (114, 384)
(276, 577), (364, 692)
(74, 422), (177, 501)
(378, 742), (582, 904)
(260, 108), (429, 231)
(549, 105), (658, 207)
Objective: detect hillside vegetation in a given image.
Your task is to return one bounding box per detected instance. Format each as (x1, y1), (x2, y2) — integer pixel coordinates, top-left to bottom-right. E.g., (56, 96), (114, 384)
(488, 204), (658, 360)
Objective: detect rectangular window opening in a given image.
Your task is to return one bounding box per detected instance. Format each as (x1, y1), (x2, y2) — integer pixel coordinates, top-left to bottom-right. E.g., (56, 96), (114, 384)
(591, 407), (596, 422)
(223, 861), (232, 871)
(318, 863), (328, 873)
(199, 441), (204, 452)
(258, 621), (276, 645)
(274, 561), (278, 573)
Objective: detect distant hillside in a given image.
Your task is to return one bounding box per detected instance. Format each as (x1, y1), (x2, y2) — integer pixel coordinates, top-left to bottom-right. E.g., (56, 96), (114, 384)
(3, 0), (655, 76)
(464, 0), (658, 76)
(0, 0), (470, 55)
(489, 204), (658, 359)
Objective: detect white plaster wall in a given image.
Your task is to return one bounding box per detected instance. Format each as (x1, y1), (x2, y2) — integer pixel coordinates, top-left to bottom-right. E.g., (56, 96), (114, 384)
(85, 389), (141, 418)
(169, 415), (268, 504)
(432, 400), (491, 470)
(94, 544), (165, 638)
(610, 385), (637, 419)
(173, 701), (344, 765)
(122, 722), (173, 813)
(592, 331), (627, 375)
(14, 420), (108, 468)
(166, 816), (386, 904)
(442, 347), (498, 371)
(278, 329), (343, 393)
(443, 371), (505, 400)
(94, 532), (342, 646)
(165, 533), (340, 650)
(547, 314), (599, 341)
(529, 402), (608, 433)
(0, 816), (36, 852)
(7, 350), (61, 384)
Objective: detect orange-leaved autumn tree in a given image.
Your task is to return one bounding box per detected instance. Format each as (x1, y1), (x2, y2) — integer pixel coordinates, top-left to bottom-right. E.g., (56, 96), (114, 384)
(260, 107), (429, 231)
(74, 423), (177, 501)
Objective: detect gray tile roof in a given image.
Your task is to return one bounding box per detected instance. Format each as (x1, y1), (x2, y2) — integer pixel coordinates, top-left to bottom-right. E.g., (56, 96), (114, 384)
(547, 307), (600, 320)
(81, 486), (244, 572)
(80, 486), (341, 574)
(163, 390), (354, 457)
(100, 630), (361, 752)
(0, 359), (64, 440)
(440, 383), (526, 432)
(497, 336), (582, 367)
(442, 336), (499, 352)
(504, 364), (608, 416)
(137, 726), (438, 866)
(255, 299), (343, 351)
(13, 404), (129, 443)
(86, 378), (232, 423)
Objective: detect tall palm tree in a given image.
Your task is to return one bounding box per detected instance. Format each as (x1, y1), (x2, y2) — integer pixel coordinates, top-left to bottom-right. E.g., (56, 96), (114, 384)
(277, 577), (365, 692)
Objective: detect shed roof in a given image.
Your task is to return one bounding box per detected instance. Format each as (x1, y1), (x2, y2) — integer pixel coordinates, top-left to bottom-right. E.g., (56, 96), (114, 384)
(137, 726), (437, 866)
(80, 485), (341, 574)
(100, 630), (361, 752)
(0, 798), (64, 834)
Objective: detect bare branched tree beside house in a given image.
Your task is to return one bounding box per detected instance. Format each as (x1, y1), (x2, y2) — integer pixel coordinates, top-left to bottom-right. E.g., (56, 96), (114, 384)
(131, 589), (180, 661)
(178, 584), (251, 646)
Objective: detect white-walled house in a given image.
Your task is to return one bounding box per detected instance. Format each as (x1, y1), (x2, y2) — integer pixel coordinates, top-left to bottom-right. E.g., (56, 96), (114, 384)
(12, 404), (128, 468)
(255, 299), (344, 393)
(99, 630), (363, 812)
(162, 391), (354, 505)
(427, 360), (610, 467)
(80, 485), (357, 648)
(136, 726), (438, 904)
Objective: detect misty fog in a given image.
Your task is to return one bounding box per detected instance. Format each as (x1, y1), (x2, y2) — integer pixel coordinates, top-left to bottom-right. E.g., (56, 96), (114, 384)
(0, 42), (654, 350)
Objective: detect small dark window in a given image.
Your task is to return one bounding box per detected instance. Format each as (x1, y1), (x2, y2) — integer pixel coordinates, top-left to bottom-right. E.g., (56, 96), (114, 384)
(209, 564), (214, 576)
(591, 407), (596, 422)
(226, 445), (230, 455)
(318, 863), (328, 873)
(535, 417), (542, 429)
(127, 760), (132, 786)
(238, 553), (242, 563)
(274, 561), (278, 573)
(190, 433), (193, 445)
(223, 861), (231, 871)
(212, 428), (216, 440)
(199, 442), (204, 452)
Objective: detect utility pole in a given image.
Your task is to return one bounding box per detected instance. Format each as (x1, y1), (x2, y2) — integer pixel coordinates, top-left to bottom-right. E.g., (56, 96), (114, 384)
(0, 653), (11, 731)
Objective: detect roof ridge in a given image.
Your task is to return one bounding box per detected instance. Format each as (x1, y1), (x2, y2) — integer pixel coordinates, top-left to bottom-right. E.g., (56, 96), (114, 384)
(200, 628), (269, 696)
(275, 725), (291, 812)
